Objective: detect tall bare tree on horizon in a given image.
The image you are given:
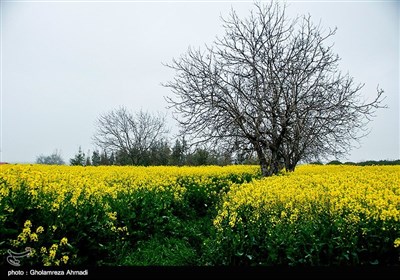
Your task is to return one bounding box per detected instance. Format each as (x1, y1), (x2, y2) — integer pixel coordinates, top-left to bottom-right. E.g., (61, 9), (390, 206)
(93, 106), (169, 165)
(163, 1), (385, 177)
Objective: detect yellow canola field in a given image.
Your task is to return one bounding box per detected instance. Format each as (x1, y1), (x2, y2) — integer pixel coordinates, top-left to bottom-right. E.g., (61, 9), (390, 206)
(1, 163), (400, 265)
(0, 164), (260, 210)
(2, 164), (399, 226)
(214, 165), (400, 229)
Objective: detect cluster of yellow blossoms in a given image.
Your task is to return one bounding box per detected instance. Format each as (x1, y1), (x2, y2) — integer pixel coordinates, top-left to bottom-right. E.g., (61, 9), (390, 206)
(214, 165), (400, 247)
(1, 163), (399, 262)
(0, 164), (259, 210)
(0, 164), (260, 265)
(8, 219), (71, 266)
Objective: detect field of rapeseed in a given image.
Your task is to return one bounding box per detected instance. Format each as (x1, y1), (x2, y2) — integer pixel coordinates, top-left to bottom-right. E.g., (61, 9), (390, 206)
(213, 165), (400, 265)
(0, 164), (399, 266)
(0, 164), (258, 266)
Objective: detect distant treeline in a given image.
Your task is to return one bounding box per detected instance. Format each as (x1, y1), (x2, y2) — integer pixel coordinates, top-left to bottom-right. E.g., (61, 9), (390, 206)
(68, 140), (257, 167)
(38, 144), (399, 167)
(313, 159), (400, 166)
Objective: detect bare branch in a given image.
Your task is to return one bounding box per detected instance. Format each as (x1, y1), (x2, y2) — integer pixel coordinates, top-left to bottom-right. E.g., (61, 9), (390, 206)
(92, 106), (169, 165)
(163, 0), (386, 176)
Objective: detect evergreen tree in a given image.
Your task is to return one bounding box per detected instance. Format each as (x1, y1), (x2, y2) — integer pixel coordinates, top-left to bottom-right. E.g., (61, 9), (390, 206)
(171, 137), (188, 166)
(187, 148), (209, 166)
(109, 152), (115, 165)
(171, 139), (183, 166)
(70, 146), (86, 166)
(85, 156), (92, 166)
(100, 150), (110, 165)
(91, 150), (101, 166)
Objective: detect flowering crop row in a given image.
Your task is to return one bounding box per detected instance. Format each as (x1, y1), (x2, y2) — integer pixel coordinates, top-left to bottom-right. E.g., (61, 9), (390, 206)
(0, 164), (259, 266)
(212, 165), (400, 265)
(1, 164), (259, 206)
(1, 164), (399, 266)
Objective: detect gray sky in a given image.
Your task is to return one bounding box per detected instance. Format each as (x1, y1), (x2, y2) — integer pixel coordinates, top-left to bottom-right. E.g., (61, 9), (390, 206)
(1, 0), (399, 164)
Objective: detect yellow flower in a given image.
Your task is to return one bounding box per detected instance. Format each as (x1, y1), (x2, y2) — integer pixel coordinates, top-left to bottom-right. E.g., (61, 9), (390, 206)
(30, 233), (39, 242)
(22, 227), (31, 235)
(49, 250), (56, 259)
(36, 226), (44, 234)
(61, 255), (69, 264)
(49, 243), (58, 259)
(17, 233), (27, 243)
(394, 238), (400, 248)
(50, 244), (58, 251)
(107, 212), (117, 221)
(24, 220), (32, 228)
(60, 237), (68, 246)
(117, 226), (128, 233)
(28, 248), (36, 257)
(40, 247), (47, 254)
(51, 202), (60, 211)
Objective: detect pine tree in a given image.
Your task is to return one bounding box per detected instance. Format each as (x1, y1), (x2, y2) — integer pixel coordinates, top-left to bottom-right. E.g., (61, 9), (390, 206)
(70, 146), (85, 166)
(91, 150), (101, 166)
(100, 150), (110, 165)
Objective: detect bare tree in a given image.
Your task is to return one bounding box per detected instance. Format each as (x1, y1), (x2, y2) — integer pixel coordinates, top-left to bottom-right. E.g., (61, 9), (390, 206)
(92, 106), (169, 165)
(36, 149), (65, 165)
(163, 1), (385, 177)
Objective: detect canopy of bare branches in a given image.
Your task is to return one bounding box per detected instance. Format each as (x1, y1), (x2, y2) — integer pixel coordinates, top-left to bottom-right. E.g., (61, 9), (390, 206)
(163, 1), (385, 176)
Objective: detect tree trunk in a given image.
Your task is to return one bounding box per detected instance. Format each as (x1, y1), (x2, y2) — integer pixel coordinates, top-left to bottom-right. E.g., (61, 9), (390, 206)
(284, 155), (298, 172)
(256, 146), (280, 177)
(254, 145), (268, 177)
(270, 149), (281, 175)
(286, 163), (296, 172)
(259, 157), (269, 177)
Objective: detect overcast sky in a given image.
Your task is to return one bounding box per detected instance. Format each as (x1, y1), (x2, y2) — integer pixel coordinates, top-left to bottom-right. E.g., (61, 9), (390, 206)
(1, 0), (399, 164)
